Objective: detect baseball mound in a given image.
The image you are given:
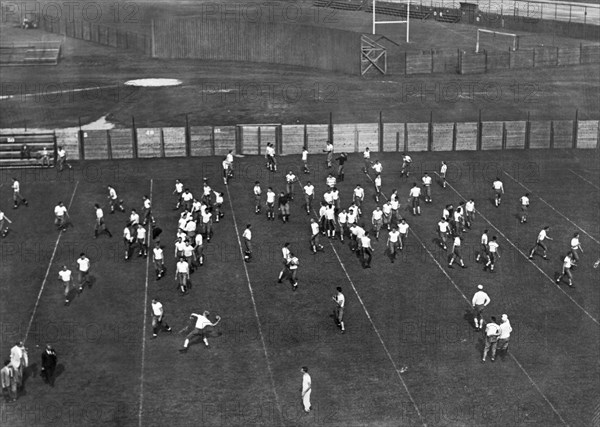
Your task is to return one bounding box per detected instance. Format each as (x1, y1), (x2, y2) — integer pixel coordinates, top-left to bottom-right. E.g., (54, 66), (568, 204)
(124, 78), (183, 87)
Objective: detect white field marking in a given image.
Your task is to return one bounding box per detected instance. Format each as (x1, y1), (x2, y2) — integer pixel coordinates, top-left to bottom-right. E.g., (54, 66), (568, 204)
(224, 184), (283, 418)
(23, 180), (79, 342)
(366, 173), (570, 425)
(0, 84), (120, 101)
(296, 175), (427, 426)
(433, 172), (599, 326)
(568, 169), (600, 191)
(502, 170), (600, 246)
(138, 179), (153, 427)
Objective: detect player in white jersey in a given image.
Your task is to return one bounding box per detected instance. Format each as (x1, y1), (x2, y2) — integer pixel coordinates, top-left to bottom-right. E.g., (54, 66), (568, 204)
(437, 218), (450, 250)
(374, 174), (382, 203)
(529, 226), (553, 260)
(439, 161), (447, 188)
(570, 232), (582, 263)
(58, 265), (73, 305)
(448, 235), (467, 268)
(382, 201), (392, 231)
(303, 182), (315, 215)
(337, 209), (348, 242)
(56, 146), (72, 171)
(323, 141), (333, 168)
(213, 191), (224, 223)
(150, 298), (172, 337)
(409, 183), (421, 216)
(175, 257), (190, 294)
(475, 229), (489, 263)
(397, 219), (409, 250)
(332, 287), (346, 333)
(173, 180), (184, 209)
(93, 204), (112, 238)
(310, 218), (323, 253)
(387, 226), (400, 263)
(0, 210), (13, 237)
(288, 253), (300, 291)
(54, 201), (70, 231)
(12, 178), (28, 209)
(519, 193), (530, 223)
(362, 147), (371, 173)
(266, 187), (276, 221)
(400, 153), (412, 177)
(253, 181), (262, 214)
(556, 252), (575, 287)
(286, 171), (297, 200)
(492, 178), (504, 207)
(485, 236), (500, 272)
(422, 173), (433, 203)
(76, 253), (91, 292)
(353, 185), (364, 214)
(277, 243), (292, 283)
(136, 224), (148, 258)
(123, 222), (134, 260)
(142, 196), (154, 226)
(324, 204), (336, 238)
(302, 147), (310, 174)
(153, 243), (165, 280)
(129, 209), (140, 227)
(107, 185), (125, 213)
(465, 199), (475, 229)
(371, 206), (383, 240)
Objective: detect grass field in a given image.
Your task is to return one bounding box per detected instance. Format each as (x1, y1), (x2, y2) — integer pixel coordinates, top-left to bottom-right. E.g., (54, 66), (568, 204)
(0, 148), (598, 426)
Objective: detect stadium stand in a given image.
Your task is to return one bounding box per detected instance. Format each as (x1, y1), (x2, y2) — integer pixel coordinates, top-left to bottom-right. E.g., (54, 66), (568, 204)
(0, 133), (56, 167)
(363, 2), (431, 20)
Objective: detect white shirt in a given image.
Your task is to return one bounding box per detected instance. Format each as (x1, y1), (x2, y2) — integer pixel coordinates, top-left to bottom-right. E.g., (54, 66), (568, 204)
(176, 260), (189, 274)
(402, 155), (412, 163)
(390, 199), (399, 210)
(360, 236), (372, 249)
(123, 227), (132, 241)
(183, 244), (194, 257)
(185, 220), (196, 233)
(498, 320), (512, 339)
(563, 255), (573, 269)
(382, 203), (392, 214)
(388, 230), (400, 242)
(338, 212), (347, 224)
(10, 345), (27, 369)
(130, 212), (140, 225)
(175, 240), (186, 254)
(472, 290), (490, 306)
(222, 160), (229, 170)
(226, 153), (234, 164)
(289, 256), (299, 270)
(136, 227), (146, 240)
(372, 163), (383, 174)
(77, 257), (90, 272)
(331, 190), (339, 201)
(372, 210), (383, 221)
(485, 322), (500, 337)
(488, 241), (499, 253)
(153, 247), (164, 260)
(95, 208), (104, 220)
(520, 196), (529, 206)
(324, 192), (334, 204)
(182, 192), (193, 202)
(440, 163), (447, 174)
(374, 176), (381, 187)
(325, 206), (335, 220)
(422, 176), (432, 186)
(282, 247), (291, 262)
(151, 301), (164, 316)
(398, 223), (409, 234)
(325, 143), (333, 153)
(108, 187), (117, 199)
(409, 187), (421, 197)
(353, 187), (364, 199)
(453, 236), (461, 247)
(58, 148), (66, 158)
(537, 230), (547, 241)
(266, 146), (275, 156)
(335, 292), (345, 308)
(493, 180), (504, 191)
(192, 314), (212, 330)
(175, 182), (183, 193)
(195, 234), (203, 246)
(326, 176), (336, 188)
(438, 221), (449, 233)
(570, 237), (580, 249)
(203, 185), (212, 196)
(302, 372), (311, 394)
(201, 211), (212, 224)
(311, 222), (320, 235)
(466, 201), (475, 212)
(266, 191), (275, 204)
(243, 228), (251, 240)
(59, 269), (72, 282)
(286, 173), (296, 183)
(144, 199), (151, 209)
(481, 233), (489, 245)
(304, 185), (314, 196)
(363, 149), (370, 160)
(54, 205), (67, 217)
(319, 205), (327, 218)
(254, 185), (262, 196)
(302, 150), (308, 161)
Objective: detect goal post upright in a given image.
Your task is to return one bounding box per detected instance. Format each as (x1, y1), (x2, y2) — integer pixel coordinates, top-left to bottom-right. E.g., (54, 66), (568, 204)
(372, 0), (410, 43)
(476, 28), (519, 53)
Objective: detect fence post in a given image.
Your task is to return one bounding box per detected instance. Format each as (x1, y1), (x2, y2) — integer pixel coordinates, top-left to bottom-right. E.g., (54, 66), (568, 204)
(107, 130), (113, 160)
(524, 112), (531, 149)
(428, 111), (433, 151)
(160, 128), (165, 158)
(477, 109), (482, 150)
(573, 109), (578, 148)
(549, 120), (554, 149)
(304, 124), (308, 152)
(78, 130), (85, 160)
(234, 126), (239, 155)
(501, 122), (506, 150)
(379, 111), (384, 152)
(452, 122), (457, 150)
(185, 114), (191, 157)
(328, 112), (333, 143)
(403, 123), (408, 152)
(131, 116), (138, 158)
(258, 126), (262, 156)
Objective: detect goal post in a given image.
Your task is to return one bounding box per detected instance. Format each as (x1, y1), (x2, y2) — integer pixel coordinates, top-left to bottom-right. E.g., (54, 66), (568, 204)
(475, 29), (519, 53)
(372, 0), (410, 43)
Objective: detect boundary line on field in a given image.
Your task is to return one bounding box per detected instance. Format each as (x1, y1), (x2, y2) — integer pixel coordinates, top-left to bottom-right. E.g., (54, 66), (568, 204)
(224, 184), (283, 420)
(363, 173), (569, 426)
(568, 169), (600, 191)
(138, 179), (153, 427)
(296, 175), (427, 427)
(502, 170), (600, 246)
(434, 172), (599, 326)
(23, 180), (79, 342)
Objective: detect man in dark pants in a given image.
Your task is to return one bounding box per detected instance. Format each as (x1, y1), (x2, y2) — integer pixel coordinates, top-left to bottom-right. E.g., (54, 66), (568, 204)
(41, 345), (57, 386)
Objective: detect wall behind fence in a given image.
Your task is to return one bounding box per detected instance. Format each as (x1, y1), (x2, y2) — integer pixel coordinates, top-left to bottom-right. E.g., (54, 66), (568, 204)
(4, 119), (594, 161)
(151, 18), (361, 74)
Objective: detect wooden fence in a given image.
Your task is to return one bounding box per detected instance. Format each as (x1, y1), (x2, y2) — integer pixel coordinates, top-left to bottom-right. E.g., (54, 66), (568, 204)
(2, 118), (596, 161)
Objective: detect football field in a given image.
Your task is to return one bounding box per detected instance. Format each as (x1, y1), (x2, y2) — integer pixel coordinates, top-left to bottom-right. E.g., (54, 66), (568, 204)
(0, 148), (598, 426)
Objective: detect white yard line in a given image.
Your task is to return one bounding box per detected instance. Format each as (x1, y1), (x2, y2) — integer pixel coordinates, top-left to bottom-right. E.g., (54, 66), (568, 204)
(435, 172), (599, 326)
(224, 184), (283, 419)
(23, 180), (79, 342)
(138, 179), (153, 427)
(502, 170), (600, 246)
(365, 173), (569, 426)
(296, 175), (426, 426)
(568, 169), (600, 191)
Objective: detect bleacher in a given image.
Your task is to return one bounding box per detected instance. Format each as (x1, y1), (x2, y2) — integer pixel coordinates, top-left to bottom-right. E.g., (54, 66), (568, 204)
(0, 133), (56, 168)
(328, 0), (365, 11)
(433, 9), (461, 23)
(0, 42), (61, 66)
(364, 2), (432, 20)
